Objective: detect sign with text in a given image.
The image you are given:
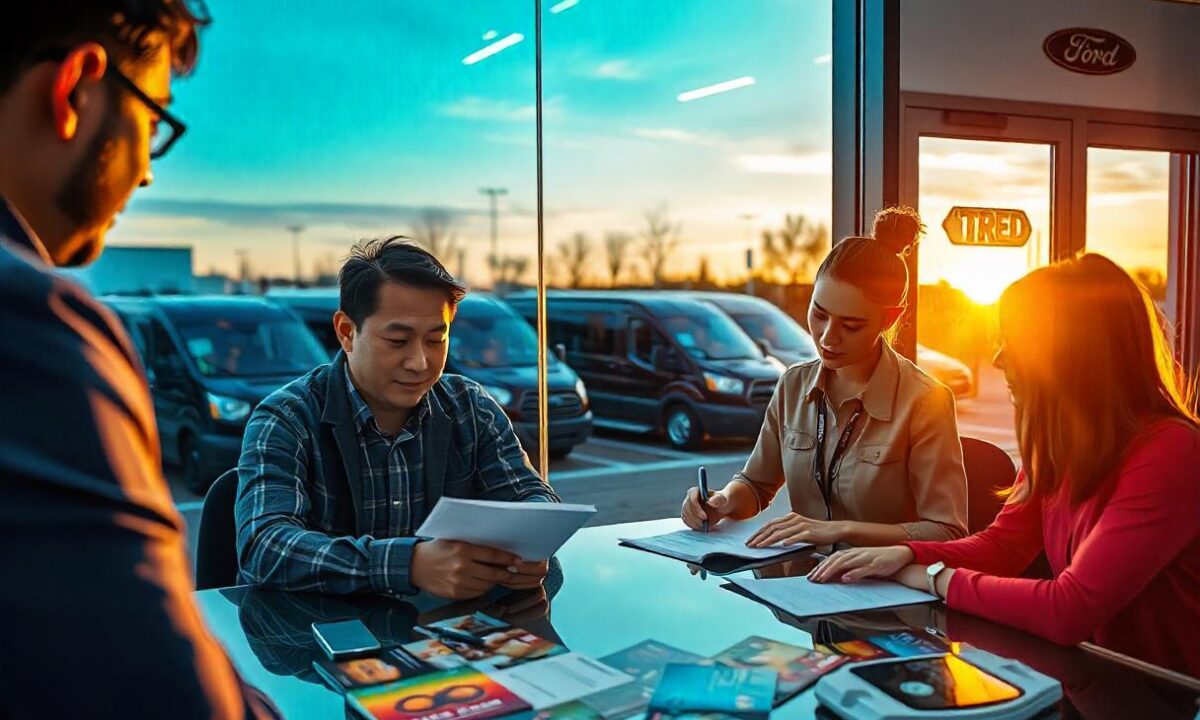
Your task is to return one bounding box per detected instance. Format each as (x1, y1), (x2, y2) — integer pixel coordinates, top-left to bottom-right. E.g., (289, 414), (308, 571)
(941, 207), (1032, 248)
(1043, 28), (1136, 76)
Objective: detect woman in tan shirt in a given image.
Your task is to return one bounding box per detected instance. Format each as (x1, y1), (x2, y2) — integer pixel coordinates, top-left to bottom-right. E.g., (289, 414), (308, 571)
(681, 207), (968, 546)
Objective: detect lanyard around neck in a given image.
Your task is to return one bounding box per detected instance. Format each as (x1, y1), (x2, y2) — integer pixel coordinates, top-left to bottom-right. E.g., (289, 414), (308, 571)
(812, 393), (864, 521)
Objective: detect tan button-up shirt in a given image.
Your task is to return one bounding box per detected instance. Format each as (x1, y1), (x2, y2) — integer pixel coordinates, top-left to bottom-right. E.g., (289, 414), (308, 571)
(733, 343), (968, 541)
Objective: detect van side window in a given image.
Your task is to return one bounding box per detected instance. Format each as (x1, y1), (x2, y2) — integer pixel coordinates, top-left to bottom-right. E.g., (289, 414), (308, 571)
(148, 319), (188, 385)
(113, 310), (149, 362)
(552, 306), (621, 355)
(630, 317), (668, 364)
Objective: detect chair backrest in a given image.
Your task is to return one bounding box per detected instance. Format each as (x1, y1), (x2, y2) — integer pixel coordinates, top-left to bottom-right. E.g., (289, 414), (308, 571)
(195, 468), (240, 591)
(960, 437), (1016, 535)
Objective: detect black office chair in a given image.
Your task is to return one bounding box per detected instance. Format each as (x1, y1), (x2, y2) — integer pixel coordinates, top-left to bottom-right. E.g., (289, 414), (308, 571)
(960, 436), (1016, 534)
(195, 468), (240, 591)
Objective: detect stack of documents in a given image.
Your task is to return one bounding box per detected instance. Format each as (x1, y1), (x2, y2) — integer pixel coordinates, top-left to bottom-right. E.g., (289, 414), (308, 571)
(728, 575), (937, 618)
(416, 498), (596, 561)
(619, 500), (810, 565)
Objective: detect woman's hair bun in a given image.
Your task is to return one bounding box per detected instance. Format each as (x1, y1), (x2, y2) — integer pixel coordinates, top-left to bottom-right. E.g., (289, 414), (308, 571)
(871, 206), (922, 256)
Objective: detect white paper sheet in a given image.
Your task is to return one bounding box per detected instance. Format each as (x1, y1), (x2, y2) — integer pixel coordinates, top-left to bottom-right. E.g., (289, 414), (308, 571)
(488, 653), (634, 710)
(729, 575), (937, 617)
(619, 497), (809, 563)
(415, 498), (596, 561)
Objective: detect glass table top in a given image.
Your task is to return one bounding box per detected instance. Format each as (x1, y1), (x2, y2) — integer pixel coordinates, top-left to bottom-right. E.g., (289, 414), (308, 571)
(195, 518), (1200, 720)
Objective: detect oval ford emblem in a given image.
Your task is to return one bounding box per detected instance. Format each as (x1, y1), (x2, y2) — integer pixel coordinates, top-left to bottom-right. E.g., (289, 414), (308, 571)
(1043, 28), (1136, 76)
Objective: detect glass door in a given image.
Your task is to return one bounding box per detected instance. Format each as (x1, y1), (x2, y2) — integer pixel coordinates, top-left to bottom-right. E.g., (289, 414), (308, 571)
(900, 109), (1074, 454)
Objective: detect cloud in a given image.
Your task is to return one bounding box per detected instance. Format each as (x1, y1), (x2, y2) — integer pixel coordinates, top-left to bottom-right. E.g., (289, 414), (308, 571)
(439, 96), (565, 123)
(632, 127), (720, 146)
(736, 151), (831, 176)
(129, 198), (486, 228)
(592, 59), (640, 80)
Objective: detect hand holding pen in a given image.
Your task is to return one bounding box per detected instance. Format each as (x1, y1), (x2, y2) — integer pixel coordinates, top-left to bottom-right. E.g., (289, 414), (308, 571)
(680, 465), (734, 532)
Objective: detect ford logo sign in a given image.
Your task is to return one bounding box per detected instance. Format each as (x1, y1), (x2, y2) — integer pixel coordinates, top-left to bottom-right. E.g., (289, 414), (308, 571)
(1043, 28), (1136, 76)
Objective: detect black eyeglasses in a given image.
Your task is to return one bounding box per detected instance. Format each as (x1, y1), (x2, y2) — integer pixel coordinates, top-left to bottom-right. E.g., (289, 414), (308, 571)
(38, 49), (188, 160)
(106, 65), (187, 160)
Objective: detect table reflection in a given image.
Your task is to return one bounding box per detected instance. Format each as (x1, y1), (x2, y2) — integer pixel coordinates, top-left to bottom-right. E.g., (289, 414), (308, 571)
(194, 520), (1198, 720)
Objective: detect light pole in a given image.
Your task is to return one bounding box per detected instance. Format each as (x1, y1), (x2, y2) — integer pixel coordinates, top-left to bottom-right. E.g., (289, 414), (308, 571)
(286, 225), (305, 285)
(478, 187), (507, 285)
(739, 212), (758, 295)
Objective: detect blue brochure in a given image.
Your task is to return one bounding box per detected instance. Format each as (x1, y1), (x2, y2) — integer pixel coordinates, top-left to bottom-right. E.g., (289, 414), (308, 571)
(648, 663), (776, 720)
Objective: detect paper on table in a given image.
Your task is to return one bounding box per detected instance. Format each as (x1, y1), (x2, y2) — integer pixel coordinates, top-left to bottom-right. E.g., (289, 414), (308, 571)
(618, 497), (809, 564)
(416, 498), (596, 561)
(728, 575), (937, 618)
(488, 653), (634, 710)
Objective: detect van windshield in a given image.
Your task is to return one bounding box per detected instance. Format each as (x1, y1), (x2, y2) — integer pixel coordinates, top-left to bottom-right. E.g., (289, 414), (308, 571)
(660, 310), (761, 361)
(728, 308), (817, 355)
(451, 311), (543, 368)
(173, 314), (329, 378)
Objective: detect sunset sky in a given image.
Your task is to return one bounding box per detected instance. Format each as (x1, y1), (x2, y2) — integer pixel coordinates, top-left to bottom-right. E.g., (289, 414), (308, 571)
(108, 0), (1170, 299)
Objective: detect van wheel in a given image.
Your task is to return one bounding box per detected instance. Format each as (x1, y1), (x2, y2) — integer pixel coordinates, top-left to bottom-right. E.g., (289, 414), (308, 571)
(664, 404), (703, 450)
(180, 434), (209, 496)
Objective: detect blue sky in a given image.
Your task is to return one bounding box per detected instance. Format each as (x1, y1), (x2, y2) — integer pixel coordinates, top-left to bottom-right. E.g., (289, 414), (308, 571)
(112, 0), (835, 285)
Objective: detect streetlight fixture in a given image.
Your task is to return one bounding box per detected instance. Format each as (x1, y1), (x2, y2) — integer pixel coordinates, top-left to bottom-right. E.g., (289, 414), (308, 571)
(286, 224), (305, 284)
(478, 187), (508, 285)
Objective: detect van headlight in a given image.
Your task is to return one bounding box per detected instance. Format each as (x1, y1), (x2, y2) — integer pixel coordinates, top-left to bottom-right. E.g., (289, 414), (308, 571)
(574, 378), (589, 409)
(703, 372), (744, 396)
(482, 385), (514, 407)
(207, 393), (252, 422)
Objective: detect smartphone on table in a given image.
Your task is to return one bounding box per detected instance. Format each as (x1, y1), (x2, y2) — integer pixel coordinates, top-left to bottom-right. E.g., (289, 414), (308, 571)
(312, 619), (381, 660)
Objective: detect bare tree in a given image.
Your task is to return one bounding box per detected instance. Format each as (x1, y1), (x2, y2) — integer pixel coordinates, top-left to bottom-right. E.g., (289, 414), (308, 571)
(761, 214), (829, 285)
(555, 233), (593, 289)
(494, 255), (530, 292)
(641, 206), (681, 289)
(409, 207), (458, 264)
(696, 255), (712, 289)
(603, 232), (633, 287)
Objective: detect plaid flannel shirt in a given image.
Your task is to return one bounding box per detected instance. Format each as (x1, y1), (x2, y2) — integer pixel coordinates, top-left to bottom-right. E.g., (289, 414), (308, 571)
(235, 353), (558, 596)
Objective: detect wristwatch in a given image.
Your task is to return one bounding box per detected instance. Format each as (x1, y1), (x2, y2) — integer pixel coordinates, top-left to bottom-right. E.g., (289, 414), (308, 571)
(926, 561), (947, 598)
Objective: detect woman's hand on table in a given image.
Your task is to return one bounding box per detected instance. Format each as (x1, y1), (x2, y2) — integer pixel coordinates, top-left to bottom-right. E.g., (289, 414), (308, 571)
(746, 513), (844, 547)
(807, 546), (915, 583)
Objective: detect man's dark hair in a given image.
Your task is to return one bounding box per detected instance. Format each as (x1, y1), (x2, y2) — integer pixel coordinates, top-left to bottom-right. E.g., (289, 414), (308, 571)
(339, 236), (468, 329)
(0, 0), (209, 92)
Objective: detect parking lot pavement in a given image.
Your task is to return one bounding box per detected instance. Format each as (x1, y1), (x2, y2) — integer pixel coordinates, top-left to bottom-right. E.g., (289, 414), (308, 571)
(172, 376), (1018, 561)
(170, 432), (754, 553)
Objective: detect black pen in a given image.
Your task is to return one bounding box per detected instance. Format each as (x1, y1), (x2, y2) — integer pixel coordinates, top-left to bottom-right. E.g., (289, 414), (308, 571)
(698, 466), (710, 533)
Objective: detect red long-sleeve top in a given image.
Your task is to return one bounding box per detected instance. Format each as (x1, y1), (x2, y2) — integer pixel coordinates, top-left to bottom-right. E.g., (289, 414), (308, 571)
(907, 419), (1200, 678)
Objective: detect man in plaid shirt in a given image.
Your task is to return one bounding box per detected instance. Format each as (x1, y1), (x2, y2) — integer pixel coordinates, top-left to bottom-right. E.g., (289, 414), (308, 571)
(235, 238), (559, 599)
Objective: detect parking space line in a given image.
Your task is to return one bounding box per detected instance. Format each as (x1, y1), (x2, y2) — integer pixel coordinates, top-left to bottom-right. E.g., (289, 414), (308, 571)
(177, 500), (205, 513)
(585, 436), (700, 460)
(549, 454), (748, 483)
(567, 452), (633, 469)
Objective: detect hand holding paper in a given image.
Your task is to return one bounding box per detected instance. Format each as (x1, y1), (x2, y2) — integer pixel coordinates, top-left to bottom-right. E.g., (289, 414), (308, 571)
(416, 498), (596, 561)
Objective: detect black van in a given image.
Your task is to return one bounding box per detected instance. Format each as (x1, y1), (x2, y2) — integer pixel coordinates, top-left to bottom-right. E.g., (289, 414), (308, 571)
(268, 289), (593, 458)
(102, 296), (330, 493)
(505, 291), (783, 449)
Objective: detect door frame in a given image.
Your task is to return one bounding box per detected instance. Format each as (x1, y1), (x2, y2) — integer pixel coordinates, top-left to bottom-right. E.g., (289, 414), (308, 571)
(898, 92), (1200, 375)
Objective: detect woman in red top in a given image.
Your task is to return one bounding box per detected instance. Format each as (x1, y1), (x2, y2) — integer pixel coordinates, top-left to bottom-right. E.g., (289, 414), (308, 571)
(808, 254), (1200, 677)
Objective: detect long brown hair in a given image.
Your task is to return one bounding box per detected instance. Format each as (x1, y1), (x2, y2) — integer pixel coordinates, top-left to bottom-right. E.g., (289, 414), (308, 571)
(999, 253), (1198, 504)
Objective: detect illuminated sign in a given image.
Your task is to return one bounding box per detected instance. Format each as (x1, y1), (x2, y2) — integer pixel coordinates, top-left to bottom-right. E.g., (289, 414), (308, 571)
(941, 207), (1032, 247)
(1043, 28), (1136, 76)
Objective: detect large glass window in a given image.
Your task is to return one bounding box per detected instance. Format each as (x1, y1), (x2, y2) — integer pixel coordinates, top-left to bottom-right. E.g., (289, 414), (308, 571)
(1086, 148), (1176, 330)
(109, 1), (834, 524)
